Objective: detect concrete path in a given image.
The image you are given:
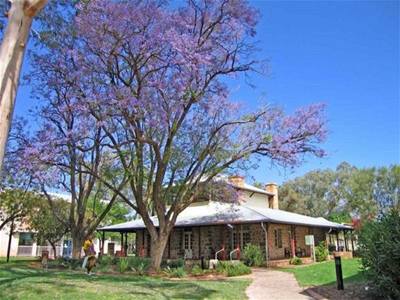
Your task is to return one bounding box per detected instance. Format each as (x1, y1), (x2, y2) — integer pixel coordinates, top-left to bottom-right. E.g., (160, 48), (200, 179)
(245, 268), (313, 300)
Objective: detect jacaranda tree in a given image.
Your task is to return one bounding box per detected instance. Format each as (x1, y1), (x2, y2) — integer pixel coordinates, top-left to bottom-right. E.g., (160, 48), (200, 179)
(23, 0), (327, 269)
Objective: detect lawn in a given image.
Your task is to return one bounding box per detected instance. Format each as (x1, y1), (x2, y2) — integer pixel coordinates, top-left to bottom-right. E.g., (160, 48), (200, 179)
(280, 258), (366, 287)
(0, 259), (250, 300)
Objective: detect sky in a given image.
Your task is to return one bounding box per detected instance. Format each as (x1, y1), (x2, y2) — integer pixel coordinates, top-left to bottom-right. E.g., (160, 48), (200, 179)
(229, 0), (399, 184)
(12, 0), (400, 185)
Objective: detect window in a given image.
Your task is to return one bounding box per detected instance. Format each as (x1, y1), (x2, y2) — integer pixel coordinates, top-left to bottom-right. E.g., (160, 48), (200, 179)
(242, 225), (251, 248)
(19, 233), (34, 246)
(232, 225), (251, 249)
(274, 229), (282, 248)
(183, 229), (192, 250)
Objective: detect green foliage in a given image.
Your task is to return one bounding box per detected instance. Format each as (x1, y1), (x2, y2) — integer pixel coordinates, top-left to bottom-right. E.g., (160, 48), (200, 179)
(28, 197), (69, 251)
(289, 256), (302, 265)
(162, 258), (184, 269)
(190, 264), (204, 276)
(216, 261), (251, 277)
(243, 244), (264, 267)
(328, 211), (352, 224)
(358, 209), (400, 299)
(68, 259), (82, 270)
(98, 255), (113, 267)
(128, 256), (151, 275)
(314, 242), (329, 262)
(91, 200), (131, 241)
(163, 266), (187, 278)
(280, 163), (400, 220)
(0, 190), (41, 231)
(118, 257), (129, 273)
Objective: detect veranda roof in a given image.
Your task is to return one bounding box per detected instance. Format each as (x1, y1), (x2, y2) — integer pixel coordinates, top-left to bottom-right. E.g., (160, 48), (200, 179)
(99, 202), (351, 232)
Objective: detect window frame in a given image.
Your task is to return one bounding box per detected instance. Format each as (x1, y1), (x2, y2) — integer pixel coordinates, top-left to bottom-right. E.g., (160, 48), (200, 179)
(183, 229), (192, 250)
(274, 228), (283, 248)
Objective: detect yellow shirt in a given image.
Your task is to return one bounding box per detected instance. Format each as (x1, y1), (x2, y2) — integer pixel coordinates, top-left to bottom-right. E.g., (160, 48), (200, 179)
(83, 240), (92, 252)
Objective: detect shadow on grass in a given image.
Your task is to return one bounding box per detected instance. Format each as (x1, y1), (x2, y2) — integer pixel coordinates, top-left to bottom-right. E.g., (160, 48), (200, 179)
(0, 264), (224, 300)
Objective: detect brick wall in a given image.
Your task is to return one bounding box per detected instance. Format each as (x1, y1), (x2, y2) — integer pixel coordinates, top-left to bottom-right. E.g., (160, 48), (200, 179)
(135, 223), (330, 261)
(267, 223), (291, 260)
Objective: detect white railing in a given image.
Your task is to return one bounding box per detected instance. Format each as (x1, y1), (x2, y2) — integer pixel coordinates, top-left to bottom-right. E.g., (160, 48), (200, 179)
(16, 245), (63, 258)
(17, 246), (33, 256)
(36, 245), (63, 258)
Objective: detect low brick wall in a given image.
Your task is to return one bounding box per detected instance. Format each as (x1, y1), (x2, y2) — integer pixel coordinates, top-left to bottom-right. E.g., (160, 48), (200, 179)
(268, 256), (314, 267)
(331, 251), (353, 259)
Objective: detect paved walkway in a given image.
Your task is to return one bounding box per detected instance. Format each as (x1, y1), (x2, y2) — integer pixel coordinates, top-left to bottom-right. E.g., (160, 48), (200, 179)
(245, 268), (314, 300)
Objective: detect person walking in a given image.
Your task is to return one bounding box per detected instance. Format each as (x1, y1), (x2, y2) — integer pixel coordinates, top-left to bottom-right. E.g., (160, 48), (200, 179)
(82, 235), (96, 275)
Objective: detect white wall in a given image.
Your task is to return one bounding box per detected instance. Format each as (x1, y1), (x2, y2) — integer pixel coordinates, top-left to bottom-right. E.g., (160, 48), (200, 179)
(0, 228), (19, 257)
(240, 191), (269, 209)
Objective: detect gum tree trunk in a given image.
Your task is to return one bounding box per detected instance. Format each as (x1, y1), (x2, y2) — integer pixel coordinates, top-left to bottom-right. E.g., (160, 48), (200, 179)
(0, 0), (47, 170)
(149, 232), (169, 271)
(72, 235), (84, 260)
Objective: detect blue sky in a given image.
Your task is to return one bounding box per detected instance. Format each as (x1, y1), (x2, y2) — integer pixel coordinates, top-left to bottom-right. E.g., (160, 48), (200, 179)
(230, 0), (399, 184)
(12, 0), (399, 185)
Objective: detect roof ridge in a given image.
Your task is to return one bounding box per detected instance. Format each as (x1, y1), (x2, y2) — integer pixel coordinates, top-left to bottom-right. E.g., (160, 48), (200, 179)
(242, 205), (272, 221)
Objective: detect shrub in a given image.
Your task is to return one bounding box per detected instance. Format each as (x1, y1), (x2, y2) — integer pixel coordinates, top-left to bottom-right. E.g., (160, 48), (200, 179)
(216, 261), (251, 277)
(162, 258), (185, 269)
(315, 242), (329, 262)
(358, 209), (400, 299)
(128, 256), (151, 271)
(163, 266), (187, 278)
(68, 259), (82, 270)
(191, 264), (204, 276)
(118, 257), (129, 273)
(243, 244), (264, 267)
(48, 257), (70, 268)
(289, 256), (302, 265)
(132, 262), (147, 275)
(99, 255), (113, 266)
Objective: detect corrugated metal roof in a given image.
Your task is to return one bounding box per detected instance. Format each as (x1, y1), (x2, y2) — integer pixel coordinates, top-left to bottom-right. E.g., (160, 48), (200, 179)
(99, 202), (351, 231)
(232, 182), (274, 196)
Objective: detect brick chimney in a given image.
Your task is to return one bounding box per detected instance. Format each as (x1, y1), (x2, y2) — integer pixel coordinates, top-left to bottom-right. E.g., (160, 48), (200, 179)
(228, 175), (245, 188)
(265, 183), (279, 209)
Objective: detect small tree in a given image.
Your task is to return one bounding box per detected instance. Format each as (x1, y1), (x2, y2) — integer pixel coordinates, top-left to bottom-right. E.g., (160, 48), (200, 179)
(314, 241), (328, 262)
(28, 197), (69, 258)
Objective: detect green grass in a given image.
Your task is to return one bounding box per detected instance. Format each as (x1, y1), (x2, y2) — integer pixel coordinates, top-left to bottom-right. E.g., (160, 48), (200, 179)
(280, 258), (366, 287)
(0, 259), (250, 300)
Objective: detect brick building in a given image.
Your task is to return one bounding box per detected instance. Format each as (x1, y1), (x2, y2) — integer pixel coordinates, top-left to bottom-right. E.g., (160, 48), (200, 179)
(99, 176), (354, 265)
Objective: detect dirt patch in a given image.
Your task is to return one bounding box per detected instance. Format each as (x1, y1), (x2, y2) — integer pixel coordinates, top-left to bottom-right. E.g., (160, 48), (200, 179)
(168, 274), (228, 281)
(305, 283), (374, 300)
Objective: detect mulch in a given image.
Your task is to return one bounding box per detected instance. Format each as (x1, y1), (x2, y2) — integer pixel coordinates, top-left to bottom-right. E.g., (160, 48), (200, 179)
(305, 283), (375, 300)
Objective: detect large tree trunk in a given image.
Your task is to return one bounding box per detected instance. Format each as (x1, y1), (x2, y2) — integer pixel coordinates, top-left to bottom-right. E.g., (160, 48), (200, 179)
(71, 235), (84, 260)
(149, 232), (169, 272)
(0, 0), (47, 170)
